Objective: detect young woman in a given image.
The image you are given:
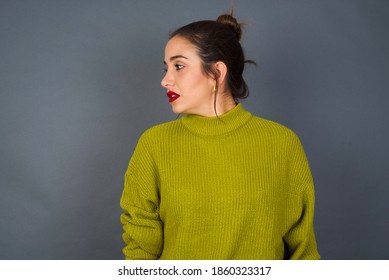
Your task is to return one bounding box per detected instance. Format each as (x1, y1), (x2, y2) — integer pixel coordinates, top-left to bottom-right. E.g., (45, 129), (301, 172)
(120, 12), (320, 260)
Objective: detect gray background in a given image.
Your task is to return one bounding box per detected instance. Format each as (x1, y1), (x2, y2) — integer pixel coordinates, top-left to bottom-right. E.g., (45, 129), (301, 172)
(1, 0), (388, 260)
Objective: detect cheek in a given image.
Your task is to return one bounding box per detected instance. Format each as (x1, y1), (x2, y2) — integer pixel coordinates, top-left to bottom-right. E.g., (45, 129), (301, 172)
(187, 71), (211, 91)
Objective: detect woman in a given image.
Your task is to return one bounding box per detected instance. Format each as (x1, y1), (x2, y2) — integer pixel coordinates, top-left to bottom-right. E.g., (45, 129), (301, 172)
(120, 12), (320, 260)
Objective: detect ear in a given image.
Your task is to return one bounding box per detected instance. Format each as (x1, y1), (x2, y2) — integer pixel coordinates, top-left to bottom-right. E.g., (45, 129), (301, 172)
(214, 61), (228, 89)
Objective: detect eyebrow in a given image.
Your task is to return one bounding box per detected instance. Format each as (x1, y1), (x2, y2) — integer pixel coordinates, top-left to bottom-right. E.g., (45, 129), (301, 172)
(163, 55), (189, 64)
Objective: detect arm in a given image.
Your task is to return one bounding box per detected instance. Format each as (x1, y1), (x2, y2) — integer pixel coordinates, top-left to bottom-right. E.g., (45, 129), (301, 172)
(283, 134), (320, 260)
(283, 184), (320, 260)
(120, 133), (163, 260)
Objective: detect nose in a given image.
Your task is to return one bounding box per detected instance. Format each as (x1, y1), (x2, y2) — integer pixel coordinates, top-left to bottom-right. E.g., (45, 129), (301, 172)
(161, 70), (173, 89)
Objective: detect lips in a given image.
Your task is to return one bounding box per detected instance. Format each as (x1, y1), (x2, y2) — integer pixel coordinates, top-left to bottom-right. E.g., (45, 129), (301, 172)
(166, 91), (180, 103)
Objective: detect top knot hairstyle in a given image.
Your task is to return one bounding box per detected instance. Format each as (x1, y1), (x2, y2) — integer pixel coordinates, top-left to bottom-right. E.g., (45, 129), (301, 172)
(216, 14), (242, 41)
(169, 11), (255, 101)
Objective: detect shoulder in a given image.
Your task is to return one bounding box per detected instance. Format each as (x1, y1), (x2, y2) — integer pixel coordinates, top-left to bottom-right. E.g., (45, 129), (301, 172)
(130, 119), (183, 158)
(248, 115), (299, 141)
(137, 119), (183, 143)
(244, 114), (307, 157)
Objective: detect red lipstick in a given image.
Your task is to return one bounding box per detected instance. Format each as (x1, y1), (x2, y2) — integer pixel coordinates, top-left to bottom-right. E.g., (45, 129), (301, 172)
(166, 91), (180, 103)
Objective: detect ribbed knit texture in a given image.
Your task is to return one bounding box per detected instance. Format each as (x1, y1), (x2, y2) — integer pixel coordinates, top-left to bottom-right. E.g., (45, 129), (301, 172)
(120, 103), (320, 260)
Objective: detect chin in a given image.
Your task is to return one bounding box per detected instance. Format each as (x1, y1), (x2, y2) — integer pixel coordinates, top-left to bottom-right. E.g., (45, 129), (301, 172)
(171, 105), (185, 115)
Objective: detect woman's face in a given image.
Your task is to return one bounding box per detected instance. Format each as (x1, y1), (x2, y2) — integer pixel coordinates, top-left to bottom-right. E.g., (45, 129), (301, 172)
(161, 36), (215, 116)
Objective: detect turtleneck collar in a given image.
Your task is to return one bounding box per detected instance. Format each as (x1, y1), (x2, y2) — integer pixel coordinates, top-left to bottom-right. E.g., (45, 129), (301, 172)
(180, 103), (252, 137)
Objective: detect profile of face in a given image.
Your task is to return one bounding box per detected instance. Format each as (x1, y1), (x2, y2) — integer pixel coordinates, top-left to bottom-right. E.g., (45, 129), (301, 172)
(161, 36), (216, 117)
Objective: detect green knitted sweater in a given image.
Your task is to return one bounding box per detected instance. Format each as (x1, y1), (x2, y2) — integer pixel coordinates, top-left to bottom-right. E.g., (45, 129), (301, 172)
(120, 103), (320, 260)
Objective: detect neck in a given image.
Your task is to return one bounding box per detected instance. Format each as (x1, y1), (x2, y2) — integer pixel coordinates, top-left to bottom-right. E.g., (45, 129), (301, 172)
(181, 103), (252, 137)
(199, 92), (237, 117)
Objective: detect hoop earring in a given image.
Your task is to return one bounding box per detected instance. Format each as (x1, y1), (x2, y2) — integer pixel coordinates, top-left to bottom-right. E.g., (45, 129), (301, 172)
(213, 82), (218, 117)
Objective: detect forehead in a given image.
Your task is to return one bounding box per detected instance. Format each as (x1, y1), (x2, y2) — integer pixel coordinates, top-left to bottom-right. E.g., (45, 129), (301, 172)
(164, 36), (198, 60)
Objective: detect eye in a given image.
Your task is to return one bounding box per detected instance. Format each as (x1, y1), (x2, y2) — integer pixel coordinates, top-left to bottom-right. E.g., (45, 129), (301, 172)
(175, 64), (184, 71)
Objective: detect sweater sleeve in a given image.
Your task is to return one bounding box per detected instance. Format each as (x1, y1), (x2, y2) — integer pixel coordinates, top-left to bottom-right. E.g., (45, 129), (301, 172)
(120, 132), (163, 260)
(283, 133), (320, 260)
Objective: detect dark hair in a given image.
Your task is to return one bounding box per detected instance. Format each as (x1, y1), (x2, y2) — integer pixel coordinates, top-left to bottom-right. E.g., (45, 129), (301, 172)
(170, 13), (255, 102)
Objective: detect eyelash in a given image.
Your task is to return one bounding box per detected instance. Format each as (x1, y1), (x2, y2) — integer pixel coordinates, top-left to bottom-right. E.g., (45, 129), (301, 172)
(165, 64), (184, 72)
(174, 64), (184, 70)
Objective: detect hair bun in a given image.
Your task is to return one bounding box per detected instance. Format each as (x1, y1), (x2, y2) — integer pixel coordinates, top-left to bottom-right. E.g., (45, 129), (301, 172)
(216, 14), (242, 41)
